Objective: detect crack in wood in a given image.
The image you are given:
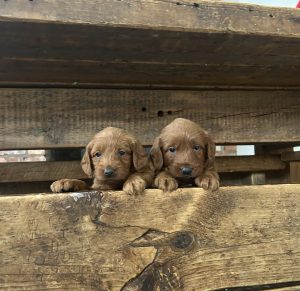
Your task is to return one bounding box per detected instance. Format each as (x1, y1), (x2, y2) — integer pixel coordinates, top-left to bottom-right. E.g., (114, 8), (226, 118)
(122, 230), (196, 290)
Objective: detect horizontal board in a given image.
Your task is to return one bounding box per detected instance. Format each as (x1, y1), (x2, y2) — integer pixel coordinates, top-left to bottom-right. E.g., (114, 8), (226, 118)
(0, 0), (299, 87)
(0, 88), (300, 149)
(281, 151), (300, 161)
(0, 185), (299, 290)
(0, 181), (53, 195)
(2, 59), (300, 88)
(0, 155), (286, 183)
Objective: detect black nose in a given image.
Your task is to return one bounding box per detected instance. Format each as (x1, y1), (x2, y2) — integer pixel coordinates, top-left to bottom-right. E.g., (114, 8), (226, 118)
(104, 167), (115, 177)
(181, 166), (193, 176)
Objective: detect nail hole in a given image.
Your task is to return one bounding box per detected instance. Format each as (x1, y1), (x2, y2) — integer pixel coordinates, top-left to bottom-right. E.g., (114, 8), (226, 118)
(193, 3), (199, 8)
(269, 14), (274, 18)
(157, 110), (164, 117)
(176, 2), (181, 5)
(141, 107), (147, 112)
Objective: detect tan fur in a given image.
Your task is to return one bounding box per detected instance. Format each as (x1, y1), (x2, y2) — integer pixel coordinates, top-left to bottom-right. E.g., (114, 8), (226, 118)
(150, 118), (219, 192)
(51, 127), (154, 195)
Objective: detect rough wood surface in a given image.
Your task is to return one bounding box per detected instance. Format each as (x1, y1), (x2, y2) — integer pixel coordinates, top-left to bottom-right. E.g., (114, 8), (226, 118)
(0, 155), (286, 183)
(0, 0), (299, 87)
(1, 88), (300, 149)
(0, 185), (299, 290)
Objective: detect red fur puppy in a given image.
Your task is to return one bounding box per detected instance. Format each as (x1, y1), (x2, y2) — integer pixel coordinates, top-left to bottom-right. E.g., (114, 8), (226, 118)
(150, 118), (219, 192)
(51, 127), (154, 195)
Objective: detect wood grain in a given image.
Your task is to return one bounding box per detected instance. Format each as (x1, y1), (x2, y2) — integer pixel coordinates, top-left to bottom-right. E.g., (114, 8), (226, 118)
(0, 0), (299, 87)
(0, 88), (300, 149)
(0, 185), (299, 290)
(0, 155), (286, 183)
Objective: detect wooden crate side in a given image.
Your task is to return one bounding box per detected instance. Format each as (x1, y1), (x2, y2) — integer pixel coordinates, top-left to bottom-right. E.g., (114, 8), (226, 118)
(0, 185), (299, 290)
(1, 88), (300, 149)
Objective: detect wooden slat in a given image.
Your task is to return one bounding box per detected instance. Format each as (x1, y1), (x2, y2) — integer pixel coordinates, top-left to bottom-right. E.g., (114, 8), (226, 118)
(0, 155), (286, 183)
(0, 182), (53, 195)
(0, 0), (299, 87)
(0, 88), (300, 149)
(290, 162), (300, 183)
(0, 185), (299, 290)
(281, 151), (300, 161)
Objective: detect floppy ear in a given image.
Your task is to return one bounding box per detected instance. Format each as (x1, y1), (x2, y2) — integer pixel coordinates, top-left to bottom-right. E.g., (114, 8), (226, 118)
(150, 136), (163, 171)
(81, 141), (94, 177)
(205, 135), (216, 169)
(130, 138), (149, 171)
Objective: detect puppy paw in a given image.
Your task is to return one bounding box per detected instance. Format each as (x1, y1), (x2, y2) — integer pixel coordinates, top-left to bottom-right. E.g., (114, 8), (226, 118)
(123, 176), (146, 195)
(154, 176), (178, 192)
(50, 179), (88, 193)
(195, 175), (219, 192)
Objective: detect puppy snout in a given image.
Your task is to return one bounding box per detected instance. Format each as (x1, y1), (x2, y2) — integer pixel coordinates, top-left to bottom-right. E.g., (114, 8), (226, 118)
(104, 166), (115, 177)
(181, 166), (193, 176)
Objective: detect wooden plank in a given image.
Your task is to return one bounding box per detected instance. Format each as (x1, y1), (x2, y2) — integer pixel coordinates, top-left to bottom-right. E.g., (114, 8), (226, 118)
(282, 151), (300, 161)
(1, 0), (299, 36)
(290, 162), (300, 183)
(0, 155), (286, 183)
(0, 185), (299, 290)
(0, 0), (299, 87)
(0, 88), (300, 149)
(2, 59), (300, 88)
(0, 182), (53, 195)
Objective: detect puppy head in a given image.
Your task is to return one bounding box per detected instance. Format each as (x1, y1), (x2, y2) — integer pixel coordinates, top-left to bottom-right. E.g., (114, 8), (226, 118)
(150, 118), (215, 178)
(81, 127), (148, 183)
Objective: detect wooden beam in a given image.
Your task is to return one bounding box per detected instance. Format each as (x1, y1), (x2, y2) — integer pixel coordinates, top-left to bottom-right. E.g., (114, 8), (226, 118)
(0, 185), (299, 290)
(1, 88), (300, 149)
(0, 1), (299, 87)
(0, 155), (286, 183)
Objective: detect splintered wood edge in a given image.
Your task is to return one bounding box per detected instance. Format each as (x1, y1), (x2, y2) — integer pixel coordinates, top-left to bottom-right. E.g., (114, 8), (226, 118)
(0, 185), (299, 290)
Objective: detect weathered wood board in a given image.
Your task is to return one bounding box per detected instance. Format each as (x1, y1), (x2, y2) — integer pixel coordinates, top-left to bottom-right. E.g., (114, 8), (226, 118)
(1, 88), (300, 149)
(0, 155), (286, 183)
(0, 0), (299, 87)
(0, 185), (299, 290)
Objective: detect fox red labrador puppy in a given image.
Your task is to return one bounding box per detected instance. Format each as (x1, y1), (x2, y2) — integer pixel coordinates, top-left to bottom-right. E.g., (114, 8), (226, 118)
(150, 118), (219, 192)
(51, 127), (154, 195)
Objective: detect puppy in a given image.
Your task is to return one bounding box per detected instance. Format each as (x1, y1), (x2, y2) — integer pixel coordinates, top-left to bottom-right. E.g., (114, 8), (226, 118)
(51, 127), (154, 195)
(150, 118), (219, 192)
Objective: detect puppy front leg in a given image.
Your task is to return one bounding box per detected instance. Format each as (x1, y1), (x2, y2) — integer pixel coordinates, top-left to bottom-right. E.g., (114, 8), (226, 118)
(123, 170), (154, 195)
(195, 168), (219, 191)
(51, 179), (90, 193)
(154, 170), (178, 192)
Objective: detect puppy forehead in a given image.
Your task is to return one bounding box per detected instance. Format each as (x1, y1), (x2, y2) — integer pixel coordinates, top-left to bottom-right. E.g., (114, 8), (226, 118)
(161, 120), (206, 146)
(91, 128), (132, 151)
(161, 132), (205, 147)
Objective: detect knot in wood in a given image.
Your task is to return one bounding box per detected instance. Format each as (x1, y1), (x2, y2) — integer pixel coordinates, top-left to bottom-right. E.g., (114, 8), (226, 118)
(171, 232), (194, 250)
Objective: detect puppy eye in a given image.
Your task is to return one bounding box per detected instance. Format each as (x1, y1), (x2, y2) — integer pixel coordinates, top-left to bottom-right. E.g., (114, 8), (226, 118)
(193, 145), (201, 151)
(94, 152), (102, 157)
(118, 149), (126, 156)
(168, 147), (176, 153)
